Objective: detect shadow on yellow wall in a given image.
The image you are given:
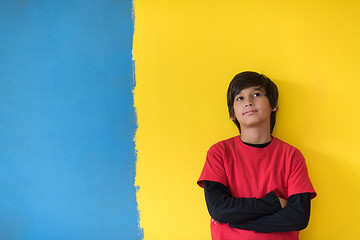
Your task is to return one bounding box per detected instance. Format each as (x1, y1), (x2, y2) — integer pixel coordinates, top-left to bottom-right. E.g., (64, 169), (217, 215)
(276, 80), (360, 240)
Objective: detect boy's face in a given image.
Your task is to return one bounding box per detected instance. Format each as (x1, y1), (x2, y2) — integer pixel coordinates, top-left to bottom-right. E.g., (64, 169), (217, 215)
(232, 86), (277, 131)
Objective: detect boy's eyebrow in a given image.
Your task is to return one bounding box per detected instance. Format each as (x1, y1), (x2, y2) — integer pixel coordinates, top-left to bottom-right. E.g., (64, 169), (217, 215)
(236, 87), (264, 96)
(253, 87), (264, 91)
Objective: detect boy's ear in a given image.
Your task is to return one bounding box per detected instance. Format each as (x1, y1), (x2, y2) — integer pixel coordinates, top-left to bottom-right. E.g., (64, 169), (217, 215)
(272, 105), (278, 112)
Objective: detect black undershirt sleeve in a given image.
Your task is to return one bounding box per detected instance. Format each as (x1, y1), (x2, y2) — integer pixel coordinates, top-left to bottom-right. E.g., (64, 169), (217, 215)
(230, 192), (311, 233)
(203, 180), (281, 224)
(204, 181), (311, 232)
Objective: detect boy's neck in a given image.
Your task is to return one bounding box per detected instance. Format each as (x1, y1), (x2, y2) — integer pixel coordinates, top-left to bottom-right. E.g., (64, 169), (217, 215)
(240, 127), (272, 144)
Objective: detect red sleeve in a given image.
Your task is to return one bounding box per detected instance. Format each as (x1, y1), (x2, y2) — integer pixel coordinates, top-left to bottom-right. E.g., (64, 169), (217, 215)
(197, 144), (228, 188)
(287, 150), (317, 199)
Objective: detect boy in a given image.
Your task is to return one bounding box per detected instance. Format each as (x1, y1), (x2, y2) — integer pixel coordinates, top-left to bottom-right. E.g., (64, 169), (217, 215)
(197, 71), (316, 240)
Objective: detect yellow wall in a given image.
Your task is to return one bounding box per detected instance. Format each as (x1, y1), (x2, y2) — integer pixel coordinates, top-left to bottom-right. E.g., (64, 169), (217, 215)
(133, 1), (360, 239)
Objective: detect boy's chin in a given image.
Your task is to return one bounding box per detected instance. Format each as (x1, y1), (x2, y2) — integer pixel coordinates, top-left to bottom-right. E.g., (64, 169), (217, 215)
(239, 121), (269, 130)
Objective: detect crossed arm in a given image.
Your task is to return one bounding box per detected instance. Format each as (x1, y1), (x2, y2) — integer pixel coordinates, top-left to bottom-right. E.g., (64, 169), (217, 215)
(204, 180), (311, 233)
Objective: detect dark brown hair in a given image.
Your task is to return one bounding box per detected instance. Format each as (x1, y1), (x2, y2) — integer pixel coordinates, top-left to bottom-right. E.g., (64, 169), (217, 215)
(227, 71), (279, 133)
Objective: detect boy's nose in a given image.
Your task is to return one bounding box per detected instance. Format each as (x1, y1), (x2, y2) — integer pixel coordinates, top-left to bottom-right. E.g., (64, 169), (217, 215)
(245, 102), (253, 107)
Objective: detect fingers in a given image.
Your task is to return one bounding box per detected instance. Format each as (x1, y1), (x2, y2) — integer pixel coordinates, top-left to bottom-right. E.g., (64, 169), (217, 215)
(279, 198), (288, 208)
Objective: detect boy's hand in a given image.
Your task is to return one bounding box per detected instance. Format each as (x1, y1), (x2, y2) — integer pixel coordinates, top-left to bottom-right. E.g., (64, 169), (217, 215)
(278, 198), (288, 208)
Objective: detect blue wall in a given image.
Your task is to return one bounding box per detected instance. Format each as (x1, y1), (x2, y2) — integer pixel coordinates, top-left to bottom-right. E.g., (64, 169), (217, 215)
(0, 1), (141, 239)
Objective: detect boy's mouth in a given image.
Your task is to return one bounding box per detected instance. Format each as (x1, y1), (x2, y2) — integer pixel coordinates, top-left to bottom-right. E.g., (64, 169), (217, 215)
(243, 110), (258, 115)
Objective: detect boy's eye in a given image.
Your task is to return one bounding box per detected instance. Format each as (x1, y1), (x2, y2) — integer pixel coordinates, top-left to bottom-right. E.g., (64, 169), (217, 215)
(254, 92), (261, 97)
(236, 96), (243, 101)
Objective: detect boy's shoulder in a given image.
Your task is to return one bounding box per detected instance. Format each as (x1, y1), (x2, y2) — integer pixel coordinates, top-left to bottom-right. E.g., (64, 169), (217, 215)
(272, 137), (304, 158)
(273, 137), (300, 149)
(272, 136), (292, 146)
(213, 135), (240, 146)
(211, 135), (295, 147)
(209, 136), (302, 154)
(207, 135), (239, 152)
